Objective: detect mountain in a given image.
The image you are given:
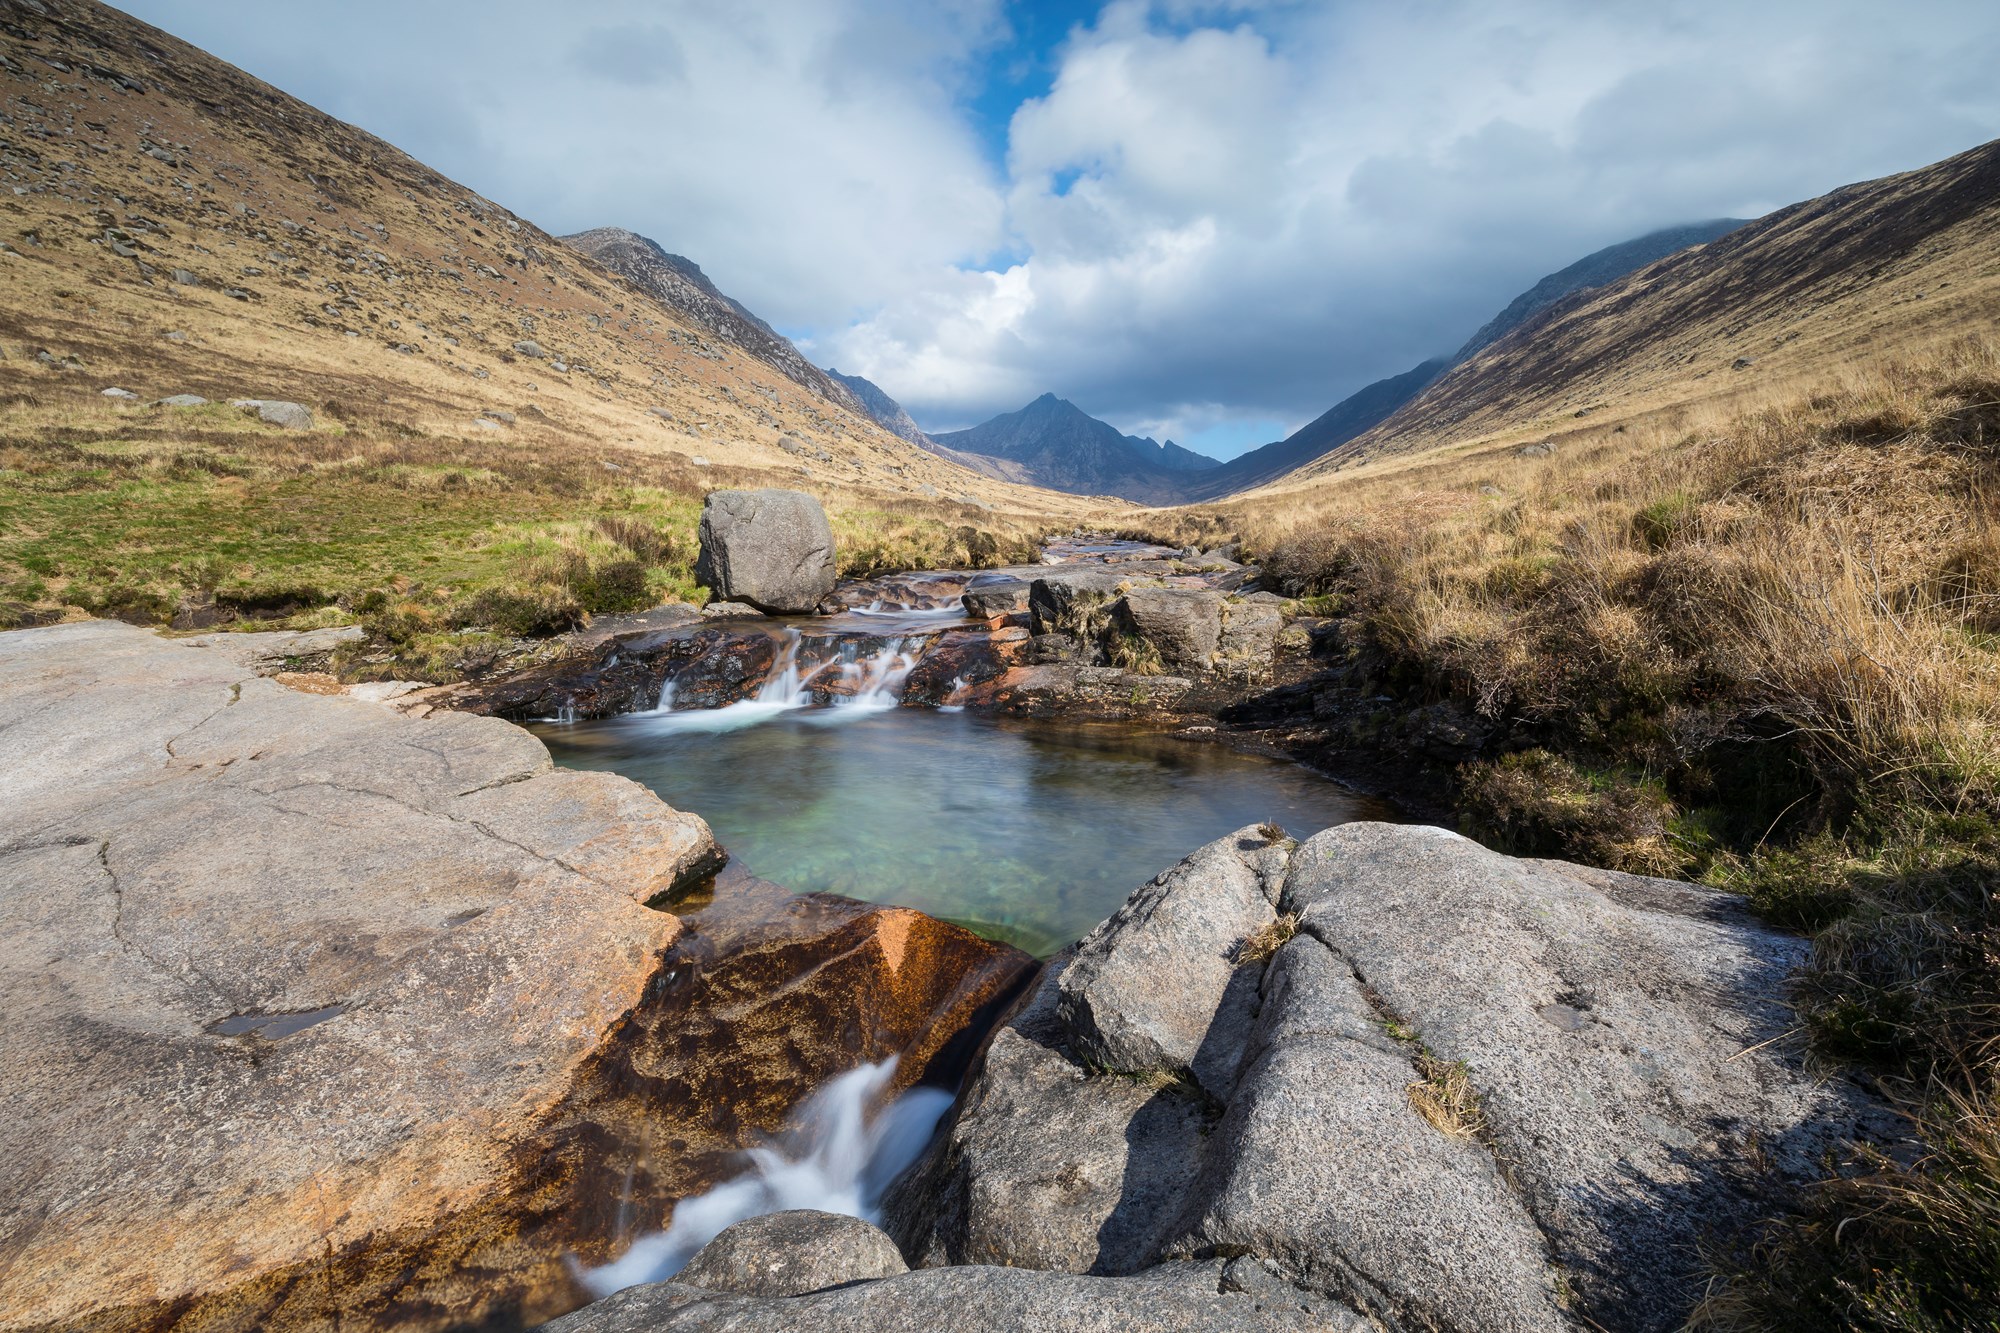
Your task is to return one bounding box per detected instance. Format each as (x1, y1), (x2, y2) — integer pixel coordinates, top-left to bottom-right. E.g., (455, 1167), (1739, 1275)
(1453, 220), (1746, 362)
(826, 368), (932, 446)
(927, 393), (1220, 504)
(562, 227), (866, 415)
(0, 0), (1032, 512)
(1179, 222), (1745, 502)
(1176, 359), (1449, 502)
(1295, 137), (2000, 476)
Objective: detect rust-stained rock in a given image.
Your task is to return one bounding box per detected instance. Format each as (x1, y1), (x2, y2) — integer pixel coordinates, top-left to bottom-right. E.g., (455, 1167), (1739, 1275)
(0, 623), (1031, 1333)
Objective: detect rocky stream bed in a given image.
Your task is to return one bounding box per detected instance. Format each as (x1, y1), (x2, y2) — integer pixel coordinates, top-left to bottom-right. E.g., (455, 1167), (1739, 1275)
(0, 514), (1903, 1333)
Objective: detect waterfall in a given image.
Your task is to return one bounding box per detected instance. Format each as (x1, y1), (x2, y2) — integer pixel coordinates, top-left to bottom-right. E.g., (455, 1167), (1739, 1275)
(574, 1058), (951, 1298)
(648, 631), (927, 733)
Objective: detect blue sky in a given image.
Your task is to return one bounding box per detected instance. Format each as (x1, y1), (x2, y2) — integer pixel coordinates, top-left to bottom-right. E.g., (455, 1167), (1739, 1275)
(119, 1), (2000, 460)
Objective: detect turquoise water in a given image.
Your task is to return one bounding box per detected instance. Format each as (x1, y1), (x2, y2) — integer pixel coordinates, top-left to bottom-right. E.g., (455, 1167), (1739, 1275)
(533, 706), (1381, 957)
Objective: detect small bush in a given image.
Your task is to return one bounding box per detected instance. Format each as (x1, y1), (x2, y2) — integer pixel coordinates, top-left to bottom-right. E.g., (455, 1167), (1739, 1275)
(1630, 492), (1701, 550)
(454, 584), (585, 637)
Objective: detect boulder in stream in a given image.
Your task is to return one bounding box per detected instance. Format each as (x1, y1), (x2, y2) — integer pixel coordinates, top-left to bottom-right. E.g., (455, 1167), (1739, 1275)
(695, 488), (837, 615)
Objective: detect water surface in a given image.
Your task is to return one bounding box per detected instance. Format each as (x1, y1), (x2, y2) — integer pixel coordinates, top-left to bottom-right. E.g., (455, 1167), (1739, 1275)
(535, 707), (1382, 957)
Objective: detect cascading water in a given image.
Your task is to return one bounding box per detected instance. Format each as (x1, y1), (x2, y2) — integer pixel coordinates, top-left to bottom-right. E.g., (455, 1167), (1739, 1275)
(648, 631), (928, 733)
(575, 1058), (951, 1298)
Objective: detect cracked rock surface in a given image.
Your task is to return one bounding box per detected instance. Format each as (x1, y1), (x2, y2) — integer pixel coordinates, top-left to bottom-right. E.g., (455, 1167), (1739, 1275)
(883, 822), (1898, 1333)
(0, 621), (722, 1329)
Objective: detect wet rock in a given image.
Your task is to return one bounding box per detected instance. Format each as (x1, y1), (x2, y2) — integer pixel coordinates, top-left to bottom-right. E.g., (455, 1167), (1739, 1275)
(0, 621), (716, 1331)
(1110, 587), (1223, 673)
(451, 624), (780, 721)
(900, 628), (1020, 706)
(892, 822), (1894, 1333)
(702, 600), (766, 618)
(695, 489), (837, 615)
(230, 397), (313, 429)
(979, 664), (1193, 719)
(542, 1260), (1358, 1333)
(677, 1211), (907, 1297)
(961, 578), (1032, 620)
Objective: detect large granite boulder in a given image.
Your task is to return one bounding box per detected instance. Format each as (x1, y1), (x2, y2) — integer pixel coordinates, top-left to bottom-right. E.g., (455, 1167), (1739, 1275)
(1110, 586), (1223, 673)
(543, 1259), (1363, 1332)
(695, 489), (837, 614)
(676, 1211), (908, 1297)
(889, 822), (1896, 1333)
(0, 623), (1032, 1333)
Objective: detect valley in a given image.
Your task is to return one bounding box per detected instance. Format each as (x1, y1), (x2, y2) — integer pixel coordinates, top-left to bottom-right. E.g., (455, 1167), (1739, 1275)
(2, 3), (1999, 1333)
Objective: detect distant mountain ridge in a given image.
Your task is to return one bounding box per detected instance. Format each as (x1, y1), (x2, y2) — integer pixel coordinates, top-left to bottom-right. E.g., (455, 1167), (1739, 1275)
(1452, 219), (1747, 362)
(826, 369), (933, 446)
(927, 393), (1219, 505)
(562, 227), (866, 415)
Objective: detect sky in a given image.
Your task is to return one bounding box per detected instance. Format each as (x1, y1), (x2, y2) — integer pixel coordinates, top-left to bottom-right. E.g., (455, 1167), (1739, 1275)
(121, 1), (2000, 459)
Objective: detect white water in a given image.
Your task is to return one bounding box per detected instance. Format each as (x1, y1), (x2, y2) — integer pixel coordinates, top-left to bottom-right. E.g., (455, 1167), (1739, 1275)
(643, 632), (924, 734)
(576, 1058), (951, 1298)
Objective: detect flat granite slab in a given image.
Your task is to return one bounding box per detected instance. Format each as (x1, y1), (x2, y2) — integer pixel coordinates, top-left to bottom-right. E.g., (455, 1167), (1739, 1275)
(0, 621), (721, 1330)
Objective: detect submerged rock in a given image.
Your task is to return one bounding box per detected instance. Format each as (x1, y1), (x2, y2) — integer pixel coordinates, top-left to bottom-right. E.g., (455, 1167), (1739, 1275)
(889, 822), (1897, 1333)
(695, 488), (837, 615)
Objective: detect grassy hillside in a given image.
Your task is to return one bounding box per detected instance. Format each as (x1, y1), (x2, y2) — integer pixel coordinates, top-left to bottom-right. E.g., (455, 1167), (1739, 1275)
(1279, 138), (2000, 480)
(0, 0), (1092, 660)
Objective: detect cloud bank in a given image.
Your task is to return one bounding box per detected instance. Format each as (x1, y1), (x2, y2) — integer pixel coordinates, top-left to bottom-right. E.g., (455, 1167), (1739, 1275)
(124, 0), (2000, 455)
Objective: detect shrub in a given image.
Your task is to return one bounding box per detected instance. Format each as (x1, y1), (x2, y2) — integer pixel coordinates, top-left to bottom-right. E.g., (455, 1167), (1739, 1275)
(1457, 749), (1680, 876)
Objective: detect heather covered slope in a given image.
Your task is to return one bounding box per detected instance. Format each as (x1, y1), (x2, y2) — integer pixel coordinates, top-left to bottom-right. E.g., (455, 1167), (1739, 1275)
(1290, 138), (2000, 478)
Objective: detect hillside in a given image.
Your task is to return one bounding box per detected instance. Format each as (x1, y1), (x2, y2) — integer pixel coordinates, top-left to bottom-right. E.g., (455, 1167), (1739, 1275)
(1292, 138), (2000, 477)
(827, 367), (933, 446)
(929, 392), (1218, 504)
(561, 226), (869, 417)
(1452, 219), (1746, 361)
(0, 0), (1096, 645)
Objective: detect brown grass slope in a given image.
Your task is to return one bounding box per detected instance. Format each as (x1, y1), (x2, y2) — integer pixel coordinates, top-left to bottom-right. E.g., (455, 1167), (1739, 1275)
(0, 0), (1083, 519)
(1284, 135), (2000, 480)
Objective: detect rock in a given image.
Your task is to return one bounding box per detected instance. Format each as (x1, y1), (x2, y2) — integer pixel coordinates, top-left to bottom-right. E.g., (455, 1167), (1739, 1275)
(0, 621), (717, 1331)
(690, 455), (711, 467)
(1516, 441), (1556, 458)
(1058, 827), (1285, 1092)
(1215, 594), (1286, 679)
(888, 963), (1214, 1277)
(230, 398), (313, 429)
(474, 417), (503, 430)
(1732, 356), (1755, 370)
(154, 393), (209, 407)
(962, 578), (1032, 620)
(677, 1211), (907, 1298)
(163, 329), (189, 342)
(648, 406), (675, 421)
(170, 267), (198, 285)
(100, 386), (139, 399)
(1110, 587), (1223, 673)
(701, 600), (765, 618)
(541, 1260), (1360, 1333)
(513, 339), (546, 358)
(694, 489), (837, 615)
(1027, 569), (1133, 640)
(893, 822), (1894, 1333)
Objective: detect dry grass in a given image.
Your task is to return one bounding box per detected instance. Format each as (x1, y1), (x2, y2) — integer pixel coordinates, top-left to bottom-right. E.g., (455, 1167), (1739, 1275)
(1234, 912), (1300, 965)
(1407, 1051), (1488, 1140)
